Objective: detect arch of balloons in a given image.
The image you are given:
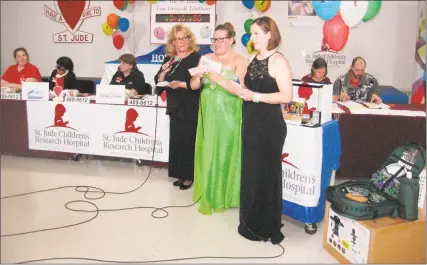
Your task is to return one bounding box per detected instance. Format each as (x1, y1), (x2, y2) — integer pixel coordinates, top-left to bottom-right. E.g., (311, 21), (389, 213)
(240, 0), (382, 54)
(101, 0), (136, 50)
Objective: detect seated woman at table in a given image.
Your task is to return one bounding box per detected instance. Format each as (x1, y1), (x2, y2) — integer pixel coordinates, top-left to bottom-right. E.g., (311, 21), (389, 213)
(301, 58), (331, 84)
(48, 56), (77, 92)
(1, 47), (42, 92)
(110, 54), (150, 96)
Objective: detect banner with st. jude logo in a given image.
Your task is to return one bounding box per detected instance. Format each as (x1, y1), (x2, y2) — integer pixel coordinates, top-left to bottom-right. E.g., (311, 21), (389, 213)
(26, 101), (169, 161)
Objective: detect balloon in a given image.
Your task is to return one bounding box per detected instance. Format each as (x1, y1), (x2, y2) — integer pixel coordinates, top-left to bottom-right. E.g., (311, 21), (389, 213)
(198, 0), (205, 2)
(241, 33), (250, 47)
(112, 30), (122, 39)
(340, 1), (368, 28)
(313, 0), (340, 21)
(113, 34), (125, 50)
(107, 14), (119, 29)
(242, 0), (255, 9)
(128, 0), (136, 3)
(149, 0), (157, 3)
(323, 14), (350, 52)
(118, 17), (130, 32)
(115, 16), (121, 30)
(244, 19), (253, 34)
(200, 25), (212, 39)
(362, 0), (382, 22)
(153, 26), (165, 40)
(206, 0), (216, 5)
(102, 22), (113, 36)
(113, 0), (125, 10)
(246, 40), (256, 54)
(255, 0), (270, 12)
(120, 0), (128, 11)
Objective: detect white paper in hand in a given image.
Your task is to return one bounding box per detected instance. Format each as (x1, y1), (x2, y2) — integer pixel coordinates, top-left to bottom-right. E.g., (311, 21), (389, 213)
(156, 81), (170, 87)
(188, 66), (207, 76)
(200, 56), (222, 74)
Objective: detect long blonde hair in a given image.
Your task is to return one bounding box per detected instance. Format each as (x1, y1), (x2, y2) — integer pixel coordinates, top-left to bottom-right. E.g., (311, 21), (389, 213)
(165, 24), (199, 58)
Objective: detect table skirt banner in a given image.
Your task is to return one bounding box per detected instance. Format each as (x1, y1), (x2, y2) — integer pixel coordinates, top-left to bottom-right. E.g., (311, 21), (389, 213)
(281, 124), (323, 207)
(26, 101), (170, 161)
(282, 120), (341, 223)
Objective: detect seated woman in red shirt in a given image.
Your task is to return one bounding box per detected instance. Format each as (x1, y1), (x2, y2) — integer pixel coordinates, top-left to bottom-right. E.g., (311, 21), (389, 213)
(301, 58), (331, 84)
(1, 47), (42, 92)
(48, 56), (77, 92)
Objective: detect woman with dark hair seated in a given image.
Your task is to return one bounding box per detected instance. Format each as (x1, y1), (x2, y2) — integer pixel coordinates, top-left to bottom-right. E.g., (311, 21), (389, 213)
(110, 54), (150, 96)
(301, 58), (331, 84)
(48, 56), (77, 91)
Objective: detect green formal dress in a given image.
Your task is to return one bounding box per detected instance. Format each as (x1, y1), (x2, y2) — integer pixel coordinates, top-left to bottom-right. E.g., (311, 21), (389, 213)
(192, 68), (242, 215)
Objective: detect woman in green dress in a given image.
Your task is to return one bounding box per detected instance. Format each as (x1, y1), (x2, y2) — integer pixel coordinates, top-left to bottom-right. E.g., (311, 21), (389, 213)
(189, 22), (248, 215)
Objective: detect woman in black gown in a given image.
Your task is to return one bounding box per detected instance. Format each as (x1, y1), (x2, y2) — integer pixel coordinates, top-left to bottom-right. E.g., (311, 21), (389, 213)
(238, 17), (294, 244)
(154, 24), (201, 190)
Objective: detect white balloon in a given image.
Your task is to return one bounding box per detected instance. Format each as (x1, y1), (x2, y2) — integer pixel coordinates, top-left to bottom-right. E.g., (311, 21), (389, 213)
(340, 1), (369, 28)
(120, 25), (131, 39)
(200, 25), (212, 39)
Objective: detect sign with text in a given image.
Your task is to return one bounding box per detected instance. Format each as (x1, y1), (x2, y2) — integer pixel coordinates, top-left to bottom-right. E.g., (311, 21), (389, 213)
(21, 82), (50, 101)
(44, 0), (101, 43)
(1, 93), (21, 100)
(27, 101), (170, 162)
(150, 1), (216, 45)
(281, 124), (323, 207)
(96, 85), (126, 105)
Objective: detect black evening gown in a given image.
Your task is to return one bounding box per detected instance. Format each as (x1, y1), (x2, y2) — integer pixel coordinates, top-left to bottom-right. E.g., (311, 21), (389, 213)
(238, 53), (287, 244)
(154, 52), (201, 181)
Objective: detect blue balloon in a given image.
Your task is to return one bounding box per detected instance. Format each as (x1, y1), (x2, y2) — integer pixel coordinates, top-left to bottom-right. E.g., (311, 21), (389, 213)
(242, 0), (254, 9)
(313, 0), (340, 21)
(118, 18), (130, 32)
(241, 33), (250, 47)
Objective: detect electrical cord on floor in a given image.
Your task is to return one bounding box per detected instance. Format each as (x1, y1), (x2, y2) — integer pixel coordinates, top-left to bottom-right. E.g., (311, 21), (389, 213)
(1, 94), (285, 263)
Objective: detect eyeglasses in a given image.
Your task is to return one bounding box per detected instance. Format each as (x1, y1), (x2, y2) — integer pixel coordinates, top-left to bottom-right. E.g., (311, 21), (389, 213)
(175, 36), (189, 43)
(210, 37), (229, 43)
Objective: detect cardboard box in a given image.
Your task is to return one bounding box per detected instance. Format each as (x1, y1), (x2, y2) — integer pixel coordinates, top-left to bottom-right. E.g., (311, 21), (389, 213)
(323, 203), (426, 264)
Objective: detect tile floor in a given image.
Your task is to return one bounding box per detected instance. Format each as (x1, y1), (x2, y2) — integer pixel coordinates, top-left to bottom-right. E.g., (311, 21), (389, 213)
(1, 155), (337, 263)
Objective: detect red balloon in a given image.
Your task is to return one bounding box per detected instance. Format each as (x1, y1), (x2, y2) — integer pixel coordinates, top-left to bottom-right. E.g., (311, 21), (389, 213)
(206, 0), (216, 5)
(113, 0), (125, 10)
(128, 0), (136, 3)
(323, 14), (349, 52)
(113, 34), (124, 49)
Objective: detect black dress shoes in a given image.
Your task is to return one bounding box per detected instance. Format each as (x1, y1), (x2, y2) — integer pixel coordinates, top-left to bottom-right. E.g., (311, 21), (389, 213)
(179, 180), (193, 190)
(173, 179), (184, 186)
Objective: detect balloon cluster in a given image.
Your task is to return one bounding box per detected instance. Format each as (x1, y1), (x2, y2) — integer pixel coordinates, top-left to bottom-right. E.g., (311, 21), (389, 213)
(102, 0), (135, 50)
(241, 19), (255, 54)
(242, 0), (271, 12)
(315, 0), (382, 52)
(240, 1), (272, 54)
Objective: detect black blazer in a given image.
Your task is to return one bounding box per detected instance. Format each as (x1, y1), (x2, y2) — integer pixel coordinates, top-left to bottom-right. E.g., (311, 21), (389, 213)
(110, 67), (150, 95)
(48, 70), (78, 91)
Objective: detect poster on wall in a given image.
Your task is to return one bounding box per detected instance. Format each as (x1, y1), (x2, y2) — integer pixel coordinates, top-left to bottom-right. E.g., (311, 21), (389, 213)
(287, 1), (320, 27)
(411, 1), (426, 104)
(44, 0), (101, 43)
(299, 32), (348, 72)
(150, 1), (216, 45)
(326, 208), (371, 264)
